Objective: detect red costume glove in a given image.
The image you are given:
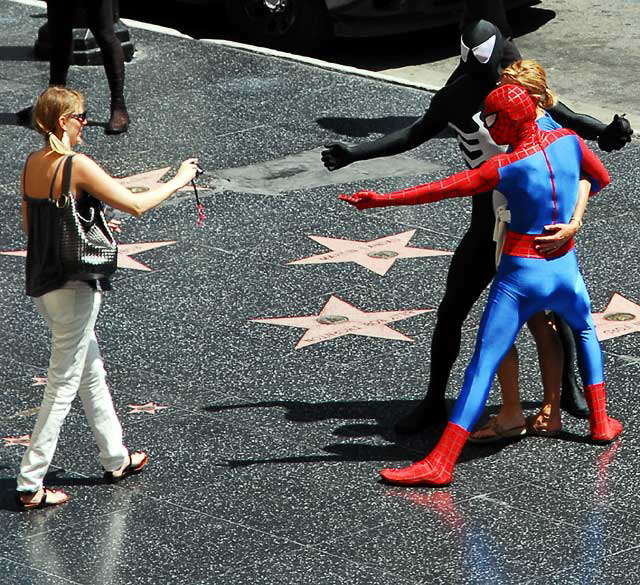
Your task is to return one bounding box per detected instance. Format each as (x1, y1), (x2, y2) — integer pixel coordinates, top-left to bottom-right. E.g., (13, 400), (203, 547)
(339, 190), (385, 210)
(340, 163), (501, 210)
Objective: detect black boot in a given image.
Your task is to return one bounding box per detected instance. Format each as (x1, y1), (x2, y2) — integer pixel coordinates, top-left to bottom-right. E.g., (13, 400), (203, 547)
(560, 370), (590, 419)
(106, 105), (129, 135)
(394, 395), (448, 433)
(555, 314), (590, 419)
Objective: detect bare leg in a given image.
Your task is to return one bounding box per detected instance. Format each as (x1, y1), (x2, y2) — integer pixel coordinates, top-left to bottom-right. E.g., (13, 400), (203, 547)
(496, 345), (527, 425)
(527, 312), (562, 433)
(470, 311), (563, 440)
(470, 345), (526, 440)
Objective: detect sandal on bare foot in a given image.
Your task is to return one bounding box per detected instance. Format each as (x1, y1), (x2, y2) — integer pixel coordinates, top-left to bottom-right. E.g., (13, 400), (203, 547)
(104, 451), (148, 484)
(15, 487), (70, 511)
(526, 413), (561, 438)
(468, 416), (527, 443)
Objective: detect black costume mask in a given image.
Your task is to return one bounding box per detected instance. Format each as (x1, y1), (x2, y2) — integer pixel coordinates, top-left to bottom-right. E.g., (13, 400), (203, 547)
(459, 19), (504, 82)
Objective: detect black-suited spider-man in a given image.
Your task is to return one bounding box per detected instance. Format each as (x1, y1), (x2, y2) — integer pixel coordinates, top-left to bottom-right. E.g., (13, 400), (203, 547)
(321, 1), (633, 433)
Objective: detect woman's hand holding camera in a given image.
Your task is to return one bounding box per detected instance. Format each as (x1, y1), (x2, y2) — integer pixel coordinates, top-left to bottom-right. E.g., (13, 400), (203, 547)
(175, 158), (202, 188)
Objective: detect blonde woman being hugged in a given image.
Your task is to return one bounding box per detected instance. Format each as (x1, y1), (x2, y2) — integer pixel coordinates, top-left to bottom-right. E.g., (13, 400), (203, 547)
(470, 60), (591, 442)
(16, 86), (199, 510)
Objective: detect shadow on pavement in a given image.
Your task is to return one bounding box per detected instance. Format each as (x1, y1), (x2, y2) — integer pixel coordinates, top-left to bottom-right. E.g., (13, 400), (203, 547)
(203, 398), (564, 468)
(0, 45), (35, 61)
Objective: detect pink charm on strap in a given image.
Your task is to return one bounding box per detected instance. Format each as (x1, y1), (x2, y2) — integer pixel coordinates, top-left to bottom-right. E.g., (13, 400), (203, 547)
(191, 169), (205, 227)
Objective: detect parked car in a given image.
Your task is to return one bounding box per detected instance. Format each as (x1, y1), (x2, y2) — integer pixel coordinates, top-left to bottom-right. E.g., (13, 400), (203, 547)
(176, 0), (537, 50)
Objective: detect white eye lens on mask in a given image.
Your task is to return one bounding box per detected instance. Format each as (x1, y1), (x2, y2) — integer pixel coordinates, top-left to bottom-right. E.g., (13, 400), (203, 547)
(483, 113), (497, 129)
(460, 38), (470, 62)
(472, 35), (496, 64)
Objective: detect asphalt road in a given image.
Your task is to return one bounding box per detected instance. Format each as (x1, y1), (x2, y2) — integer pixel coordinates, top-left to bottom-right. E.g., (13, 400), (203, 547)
(121, 0), (640, 129)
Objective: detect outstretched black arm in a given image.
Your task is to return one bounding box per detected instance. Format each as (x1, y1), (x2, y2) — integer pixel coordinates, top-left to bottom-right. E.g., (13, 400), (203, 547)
(548, 101), (633, 151)
(548, 101), (606, 140)
(321, 89), (453, 171)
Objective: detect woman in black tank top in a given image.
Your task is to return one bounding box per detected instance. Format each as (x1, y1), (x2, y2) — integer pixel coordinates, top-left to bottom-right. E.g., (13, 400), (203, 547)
(15, 86), (200, 510)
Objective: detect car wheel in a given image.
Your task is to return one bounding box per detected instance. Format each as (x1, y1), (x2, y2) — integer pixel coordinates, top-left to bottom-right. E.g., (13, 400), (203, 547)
(225, 0), (331, 50)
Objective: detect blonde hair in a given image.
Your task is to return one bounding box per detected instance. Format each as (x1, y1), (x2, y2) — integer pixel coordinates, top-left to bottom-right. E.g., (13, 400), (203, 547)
(500, 60), (557, 109)
(33, 86), (84, 155)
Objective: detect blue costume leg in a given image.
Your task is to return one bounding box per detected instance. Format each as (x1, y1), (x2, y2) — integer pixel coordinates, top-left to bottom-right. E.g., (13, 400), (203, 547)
(449, 278), (538, 431)
(545, 254), (621, 442)
(546, 258), (604, 386)
(380, 272), (539, 487)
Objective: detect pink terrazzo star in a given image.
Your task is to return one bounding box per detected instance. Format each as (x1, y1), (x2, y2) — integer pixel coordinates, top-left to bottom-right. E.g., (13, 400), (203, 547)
(250, 295), (432, 349)
(288, 230), (452, 276)
(115, 242), (177, 271)
(31, 376), (47, 387)
(116, 167), (173, 192)
(1, 241), (176, 272)
(2, 434), (31, 447)
(593, 293), (640, 341)
(116, 167), (208, 196)
(127, 402), (170, 414)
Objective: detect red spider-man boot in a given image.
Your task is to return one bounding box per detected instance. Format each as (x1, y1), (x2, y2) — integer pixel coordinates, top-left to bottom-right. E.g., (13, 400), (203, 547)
(380, 422), (469, 486)
(585, 382), (623, 443)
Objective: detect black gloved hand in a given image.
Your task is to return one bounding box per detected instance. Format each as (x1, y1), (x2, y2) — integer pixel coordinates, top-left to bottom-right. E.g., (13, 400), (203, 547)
(321, 143), (354, 171)
(598, 114), (633, 152)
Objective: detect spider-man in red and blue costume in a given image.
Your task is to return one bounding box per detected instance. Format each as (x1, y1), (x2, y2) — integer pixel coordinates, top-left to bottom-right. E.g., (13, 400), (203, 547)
(341, 84), (623, 486)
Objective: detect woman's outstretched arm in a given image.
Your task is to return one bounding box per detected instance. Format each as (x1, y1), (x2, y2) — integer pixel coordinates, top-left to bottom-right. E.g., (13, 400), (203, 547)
(73, 155), (199, 216)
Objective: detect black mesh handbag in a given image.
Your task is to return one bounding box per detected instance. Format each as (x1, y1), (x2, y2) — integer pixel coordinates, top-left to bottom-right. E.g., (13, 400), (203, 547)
(56, 155), (118, 280)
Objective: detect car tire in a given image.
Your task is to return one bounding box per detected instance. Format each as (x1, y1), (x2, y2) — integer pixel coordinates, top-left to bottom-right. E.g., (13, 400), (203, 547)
(225, 0), (331, 50)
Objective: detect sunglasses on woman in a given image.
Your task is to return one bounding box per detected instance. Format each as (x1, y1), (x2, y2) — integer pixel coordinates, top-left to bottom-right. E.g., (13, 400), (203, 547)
(68, 111), (87, 122)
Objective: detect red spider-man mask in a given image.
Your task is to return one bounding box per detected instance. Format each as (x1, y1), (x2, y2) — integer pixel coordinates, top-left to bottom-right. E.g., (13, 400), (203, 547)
(482, 84), (537, 146)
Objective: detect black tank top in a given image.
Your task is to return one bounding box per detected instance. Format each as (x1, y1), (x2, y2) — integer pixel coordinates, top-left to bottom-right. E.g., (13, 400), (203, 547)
(22, 154), (112, 297)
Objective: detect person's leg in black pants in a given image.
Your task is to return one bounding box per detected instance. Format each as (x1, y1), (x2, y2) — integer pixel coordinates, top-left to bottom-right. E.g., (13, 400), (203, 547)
(39, 0), (128, 134)
(46, 0), (74, 86)
(86, 0), (128, 134)
(554, 313), (590, 418)
(16, 0), (74, 125)
(395, 192), (497, 432)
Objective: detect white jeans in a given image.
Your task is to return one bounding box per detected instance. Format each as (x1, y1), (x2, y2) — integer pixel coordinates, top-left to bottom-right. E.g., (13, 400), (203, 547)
(17, 282), (128, 493)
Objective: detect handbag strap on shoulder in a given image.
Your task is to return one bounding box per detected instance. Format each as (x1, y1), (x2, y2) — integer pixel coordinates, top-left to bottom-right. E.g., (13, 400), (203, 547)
(60, 155), (76, 198)
(48, 155), (69, 201)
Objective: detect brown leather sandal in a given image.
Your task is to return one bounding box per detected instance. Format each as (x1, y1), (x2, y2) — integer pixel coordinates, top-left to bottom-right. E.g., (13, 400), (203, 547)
(468, 416), (527, 443)
(15, 487), (70, 511)
(103, 451), (149, 484)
